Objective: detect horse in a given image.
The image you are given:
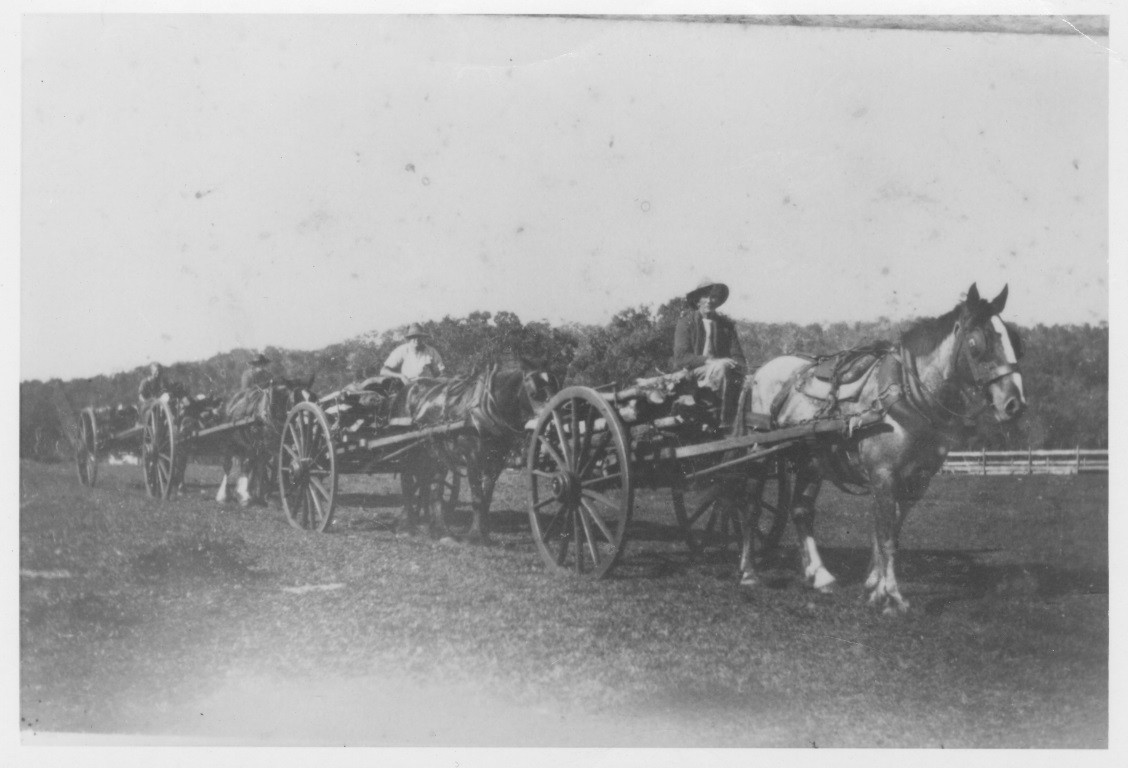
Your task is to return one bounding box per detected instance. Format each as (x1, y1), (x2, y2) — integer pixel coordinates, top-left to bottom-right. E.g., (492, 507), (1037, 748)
(213, 376), (316, 507)
(739, 283), (1026, 614)
(393, 363), (559, 542)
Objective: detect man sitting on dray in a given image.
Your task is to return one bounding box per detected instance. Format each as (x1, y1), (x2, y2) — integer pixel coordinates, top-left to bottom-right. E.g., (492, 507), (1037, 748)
(137, 362), (167, 405)
(672, 279), (747, 424)
(241, 353), (274, 389)
(381, 323), (447, 383)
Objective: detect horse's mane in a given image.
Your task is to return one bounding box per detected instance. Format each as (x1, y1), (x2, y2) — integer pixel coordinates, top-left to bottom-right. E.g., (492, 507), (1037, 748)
(899, 297), (994, 358)
(401, 366), (529, 434)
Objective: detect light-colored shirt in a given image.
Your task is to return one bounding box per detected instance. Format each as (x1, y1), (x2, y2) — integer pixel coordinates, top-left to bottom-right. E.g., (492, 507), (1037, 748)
(241, 367), (272, 389)
(703, 317), (716, 356)
(382, 342), (446, 380)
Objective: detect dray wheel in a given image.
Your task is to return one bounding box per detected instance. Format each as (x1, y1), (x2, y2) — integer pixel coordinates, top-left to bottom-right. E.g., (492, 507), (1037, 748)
(673, 471), (745, 561)
(142, 400), (177, 499)
(748, 456), (791, 561)
(279, 402), (338, 532)
(527, 386), (633, 579)
(674, 455), (791, 564)
(75, 407), (99, 488)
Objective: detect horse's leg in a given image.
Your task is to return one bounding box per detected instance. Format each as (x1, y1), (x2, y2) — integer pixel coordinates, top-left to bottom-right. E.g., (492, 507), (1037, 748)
(249, 451), (268, 505)
(399, 472), (421, 534)
(463, 456), (489, 545)
(791, 460), (835, 592)
(738, 474), (766, 587)
(216, 453), (232, 503)
(866, 472), (911, 615)
(234, 456), (252, 507)
(472, 448), (507, 543)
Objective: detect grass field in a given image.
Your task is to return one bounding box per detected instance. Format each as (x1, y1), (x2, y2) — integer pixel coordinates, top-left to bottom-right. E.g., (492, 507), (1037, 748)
(19, 458), (1107, 747)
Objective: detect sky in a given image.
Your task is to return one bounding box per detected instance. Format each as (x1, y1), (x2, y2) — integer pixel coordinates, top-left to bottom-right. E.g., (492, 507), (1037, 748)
(16, 10), (1112, 381)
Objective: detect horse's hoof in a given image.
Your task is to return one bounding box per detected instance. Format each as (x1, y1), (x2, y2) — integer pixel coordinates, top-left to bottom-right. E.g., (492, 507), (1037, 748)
(438, 536), (460, 547)
(739, 572), (759, 588)
(808, 569), (838, 593)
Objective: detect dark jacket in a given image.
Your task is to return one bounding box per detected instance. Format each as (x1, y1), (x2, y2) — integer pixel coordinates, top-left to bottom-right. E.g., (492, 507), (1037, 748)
(672, 312), (747, 371)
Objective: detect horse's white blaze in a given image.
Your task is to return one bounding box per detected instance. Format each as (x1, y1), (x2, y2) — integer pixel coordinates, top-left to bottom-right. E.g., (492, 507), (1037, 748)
(991, 315), (1025, 400)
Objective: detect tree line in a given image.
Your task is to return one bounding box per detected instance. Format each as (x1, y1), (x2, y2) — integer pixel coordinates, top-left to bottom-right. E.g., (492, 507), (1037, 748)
(19, 299), (1107, 460)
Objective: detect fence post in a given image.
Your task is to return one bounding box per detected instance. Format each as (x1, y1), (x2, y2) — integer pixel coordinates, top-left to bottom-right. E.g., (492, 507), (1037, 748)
(1076, 446), (1081, 474)
(1028, 448), (1033, 475)
(981, 446), (987, 476)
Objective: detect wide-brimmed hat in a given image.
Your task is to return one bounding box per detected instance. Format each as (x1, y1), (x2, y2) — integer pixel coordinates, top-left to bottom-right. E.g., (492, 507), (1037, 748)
(404, 323), (430, 340)
(250, 353), (271, 366)
(686, 279), (729, 308)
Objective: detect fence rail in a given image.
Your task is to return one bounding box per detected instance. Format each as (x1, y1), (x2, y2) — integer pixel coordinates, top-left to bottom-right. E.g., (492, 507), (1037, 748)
(941, 449), (1108, 476)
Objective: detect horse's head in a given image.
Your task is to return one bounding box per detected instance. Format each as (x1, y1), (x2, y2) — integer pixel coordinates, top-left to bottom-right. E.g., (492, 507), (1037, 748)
(270, 374), (317, 420)
(956, 283), (1026, 422)
(517, 359), (560, 420)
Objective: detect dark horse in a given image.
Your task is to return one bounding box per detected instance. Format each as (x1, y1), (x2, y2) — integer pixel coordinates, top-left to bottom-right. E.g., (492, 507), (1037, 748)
(214, 376), (316, 507)
(740, 284), (1025, 614)
(394, 364), (558, 542)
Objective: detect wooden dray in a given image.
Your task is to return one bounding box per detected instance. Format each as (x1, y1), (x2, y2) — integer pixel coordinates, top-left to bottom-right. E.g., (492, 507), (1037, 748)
(525, 369), (884, 578)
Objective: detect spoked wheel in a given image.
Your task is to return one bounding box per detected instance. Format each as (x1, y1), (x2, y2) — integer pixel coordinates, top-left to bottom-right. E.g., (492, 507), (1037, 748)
(142, 400), (177, 499)
(75, 407), (99, 488)
(673, 472), (746, 560)
(748, 457), (791, 560)
(527, 386), (633, 579)
(279, 402), (338, 532)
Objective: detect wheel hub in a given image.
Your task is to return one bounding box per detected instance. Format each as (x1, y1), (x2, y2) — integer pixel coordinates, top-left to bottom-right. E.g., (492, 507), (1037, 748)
(551, 471), (581, 505)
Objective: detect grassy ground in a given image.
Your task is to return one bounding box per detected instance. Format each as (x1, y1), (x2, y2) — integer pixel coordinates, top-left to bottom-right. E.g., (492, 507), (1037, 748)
(19, 459), (1107, 746)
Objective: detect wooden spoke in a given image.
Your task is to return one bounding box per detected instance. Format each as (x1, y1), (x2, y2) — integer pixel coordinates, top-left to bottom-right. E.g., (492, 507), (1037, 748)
(674, 474), (744, 560)
(579, 497), (616, 543)
(750, 457), (792, 557)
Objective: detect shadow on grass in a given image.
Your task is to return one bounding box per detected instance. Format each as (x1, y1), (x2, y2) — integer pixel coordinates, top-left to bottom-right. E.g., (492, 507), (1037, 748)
(813, 545), (1108, 615)
(336, 492), (404, 510)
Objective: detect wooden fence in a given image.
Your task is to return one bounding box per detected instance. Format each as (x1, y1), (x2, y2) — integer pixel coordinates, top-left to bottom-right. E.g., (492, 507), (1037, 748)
(941, 449), (1108, 476)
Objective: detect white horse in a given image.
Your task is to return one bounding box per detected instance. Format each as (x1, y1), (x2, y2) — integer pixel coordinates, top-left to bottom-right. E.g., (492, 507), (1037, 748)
(741, 284), (1025, 614)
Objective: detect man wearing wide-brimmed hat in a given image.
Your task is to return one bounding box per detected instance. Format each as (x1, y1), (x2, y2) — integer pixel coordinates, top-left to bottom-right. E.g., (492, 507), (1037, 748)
(672, 279), (747, 420)
(241, 353), (274, 389)
(381, 323), (446, 382)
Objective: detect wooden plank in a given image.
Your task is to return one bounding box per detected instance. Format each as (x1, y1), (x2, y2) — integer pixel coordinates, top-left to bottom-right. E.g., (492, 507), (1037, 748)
(190, 417), (259, 440)
(356, 419), (468, 451)
(670, 411), (883, 460)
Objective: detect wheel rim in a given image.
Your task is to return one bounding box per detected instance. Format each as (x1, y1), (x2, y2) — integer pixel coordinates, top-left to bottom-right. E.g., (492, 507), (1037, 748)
(527, 387), (632, 579)
(76, 409), (98, 487)
(279, 402), (337, 532)
(142, 402), (176, 499)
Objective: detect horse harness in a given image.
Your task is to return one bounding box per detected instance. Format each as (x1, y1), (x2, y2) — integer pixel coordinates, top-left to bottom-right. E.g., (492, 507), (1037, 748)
(768, 315), (1023, 434)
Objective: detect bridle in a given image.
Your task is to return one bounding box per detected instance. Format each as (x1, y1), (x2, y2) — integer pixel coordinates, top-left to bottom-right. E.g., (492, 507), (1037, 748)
(899, 311), (1023, 426)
